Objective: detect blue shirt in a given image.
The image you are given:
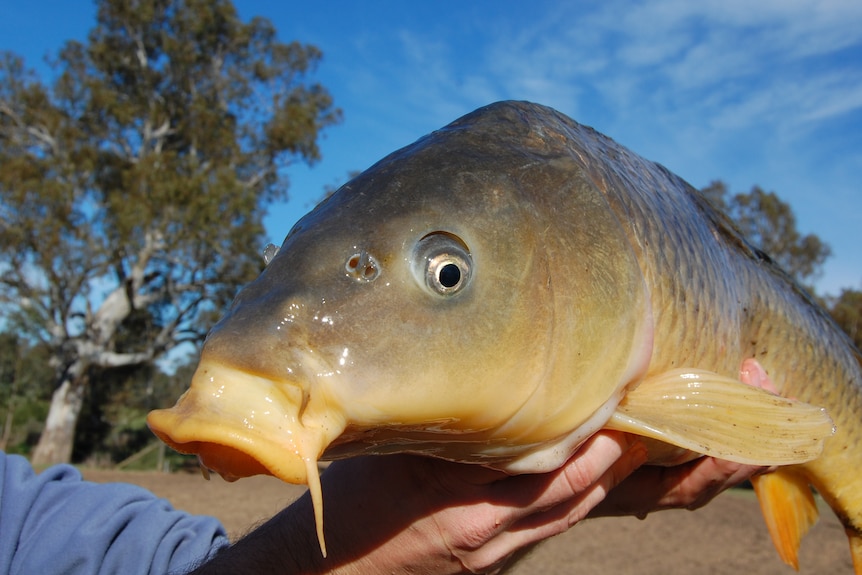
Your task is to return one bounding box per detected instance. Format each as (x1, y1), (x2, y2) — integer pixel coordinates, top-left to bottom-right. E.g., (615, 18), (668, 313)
(0, 452), (229, 574)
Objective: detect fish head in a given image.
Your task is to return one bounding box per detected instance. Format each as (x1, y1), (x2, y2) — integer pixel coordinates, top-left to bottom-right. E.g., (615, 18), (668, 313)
(147, 102), (653, 485)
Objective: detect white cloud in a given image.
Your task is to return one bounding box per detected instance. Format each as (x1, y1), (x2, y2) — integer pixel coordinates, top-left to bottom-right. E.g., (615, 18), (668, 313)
(462, 0), (862, 140)
(797, 73), (862, 122)
(313, 0), (862, 292)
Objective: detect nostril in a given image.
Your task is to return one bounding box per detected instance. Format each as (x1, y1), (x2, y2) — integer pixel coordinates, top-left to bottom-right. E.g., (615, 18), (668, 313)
(345, 250), (380, 282)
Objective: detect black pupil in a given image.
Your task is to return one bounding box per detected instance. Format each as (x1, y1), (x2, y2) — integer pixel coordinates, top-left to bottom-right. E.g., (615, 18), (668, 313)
(438, 263), (461, 288)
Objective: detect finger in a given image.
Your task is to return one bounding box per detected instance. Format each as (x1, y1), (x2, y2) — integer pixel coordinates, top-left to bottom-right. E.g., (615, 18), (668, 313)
(454, 433), (648, 573)
(593, 453), (765, 518)
(739, 358), (779, 394)
(661, 456), (764, 511)
(431, 433), (639, 555)
(510, 434), (649, 532)
(484, 431), (642, 518)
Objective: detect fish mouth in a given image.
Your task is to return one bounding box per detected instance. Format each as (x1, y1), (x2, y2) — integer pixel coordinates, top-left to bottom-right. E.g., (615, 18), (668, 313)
(146, 361), (333, 485)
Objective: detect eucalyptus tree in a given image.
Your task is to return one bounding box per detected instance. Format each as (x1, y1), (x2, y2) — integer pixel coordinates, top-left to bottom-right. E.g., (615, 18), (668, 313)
(829, 288), (862, 351)
(700, 181), (831, 289)
(0, 0), (340, 465)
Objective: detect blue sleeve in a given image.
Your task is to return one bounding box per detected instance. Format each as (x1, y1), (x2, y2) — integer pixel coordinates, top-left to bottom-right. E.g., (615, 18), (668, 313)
(0, 452), (229, 575)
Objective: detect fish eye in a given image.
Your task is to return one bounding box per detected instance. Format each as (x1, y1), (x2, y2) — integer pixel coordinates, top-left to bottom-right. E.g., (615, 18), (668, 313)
(412, 232), (472, 296)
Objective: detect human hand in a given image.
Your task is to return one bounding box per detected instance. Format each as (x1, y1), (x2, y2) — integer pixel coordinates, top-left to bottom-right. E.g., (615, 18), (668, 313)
(190, 430), (647, 575)
(307, 430), (648, 575)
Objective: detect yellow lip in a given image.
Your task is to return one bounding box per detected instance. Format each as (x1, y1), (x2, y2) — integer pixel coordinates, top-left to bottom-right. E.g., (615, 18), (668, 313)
(147, 360), (340, 554)
(146, 361), (323, 485)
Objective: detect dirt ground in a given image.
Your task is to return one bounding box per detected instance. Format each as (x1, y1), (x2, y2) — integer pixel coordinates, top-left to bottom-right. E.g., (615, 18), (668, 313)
(82, 468), (854, 574)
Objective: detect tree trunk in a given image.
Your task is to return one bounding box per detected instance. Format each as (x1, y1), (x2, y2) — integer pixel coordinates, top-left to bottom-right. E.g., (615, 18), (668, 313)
(0, 350), (22, 451)
(0, 398), (14, 451)
(30, 370), (86, 467)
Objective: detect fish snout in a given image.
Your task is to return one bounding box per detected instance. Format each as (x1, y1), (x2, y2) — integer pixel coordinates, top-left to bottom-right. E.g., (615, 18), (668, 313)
(146, 359), (342, 485)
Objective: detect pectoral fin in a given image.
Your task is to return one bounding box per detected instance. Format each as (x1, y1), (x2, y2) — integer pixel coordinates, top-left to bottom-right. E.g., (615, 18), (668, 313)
(605, 368), (834, 465)
(750, 470), (819, 570)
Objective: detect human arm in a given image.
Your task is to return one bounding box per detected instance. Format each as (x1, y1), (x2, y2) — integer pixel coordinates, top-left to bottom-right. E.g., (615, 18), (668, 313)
(0, 453), (228, 575)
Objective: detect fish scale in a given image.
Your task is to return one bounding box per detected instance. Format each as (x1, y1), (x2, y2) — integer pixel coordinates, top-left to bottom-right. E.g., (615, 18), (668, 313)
(579, 104), (862, 560)
(148, 101), (859, 571)
(571, 123), (744, 374)
(590, 117), (862, 567)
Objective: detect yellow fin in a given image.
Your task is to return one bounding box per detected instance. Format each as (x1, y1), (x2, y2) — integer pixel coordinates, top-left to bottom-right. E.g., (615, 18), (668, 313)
(848, 527), (862, 575)
(606, 368), (834, 465)
(751, 471), (819, 570)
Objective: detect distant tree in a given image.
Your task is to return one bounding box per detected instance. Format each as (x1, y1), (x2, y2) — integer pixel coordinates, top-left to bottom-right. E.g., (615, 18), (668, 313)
(89, 359), (199, 467)
(0, 333), (54, 452)
(828, 289), (862, 351)
(700, 181), (831, 288)
(320, 170), (363, 202)
(0, 0), (341, 465)
(700, 182), (862, 349)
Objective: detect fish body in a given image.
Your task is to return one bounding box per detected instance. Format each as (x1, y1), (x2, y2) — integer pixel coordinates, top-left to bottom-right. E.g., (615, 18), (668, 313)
(148, 102), (859, 569)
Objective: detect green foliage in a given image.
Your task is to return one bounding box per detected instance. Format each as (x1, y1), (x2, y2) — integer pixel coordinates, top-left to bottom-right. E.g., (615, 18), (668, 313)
(701, 181), (862, 350)
(0, 333), (54, 454)
(828, 289), (862, 351)
(0, 0), (341, 464)
(701, 181), (831, 289)
(72, 360), (193, 465)
(1, 0), (341, 346)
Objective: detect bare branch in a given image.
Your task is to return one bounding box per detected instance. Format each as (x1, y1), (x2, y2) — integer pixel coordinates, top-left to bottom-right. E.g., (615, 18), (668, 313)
(94, 349), (152, 368)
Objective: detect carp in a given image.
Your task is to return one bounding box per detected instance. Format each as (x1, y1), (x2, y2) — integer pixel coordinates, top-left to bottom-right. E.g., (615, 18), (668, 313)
(148, 101), (859, 570)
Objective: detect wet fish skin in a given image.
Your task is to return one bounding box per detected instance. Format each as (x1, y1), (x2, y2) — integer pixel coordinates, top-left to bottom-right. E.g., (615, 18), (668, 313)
(536, 102), (862, 568)
(148, 101), (861, 568)
(186, 104), (655, 466)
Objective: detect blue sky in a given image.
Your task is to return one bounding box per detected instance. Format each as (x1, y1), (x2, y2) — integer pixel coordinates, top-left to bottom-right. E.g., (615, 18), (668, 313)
(2, 1), (861, 295)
